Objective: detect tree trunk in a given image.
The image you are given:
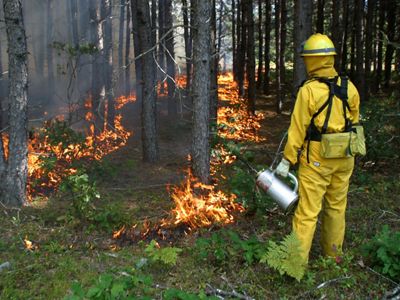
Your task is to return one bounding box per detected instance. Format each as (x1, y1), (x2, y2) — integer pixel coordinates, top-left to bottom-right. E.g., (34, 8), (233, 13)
(364, 0), (376, 101)
(157, 0), (166, 94)
(275, 0), (285, 114)
(263, 0), (271, 94)
(316, 0), (324, 33)
(235, 0), (242, 83)
(384, 0), (397, 88)
(125, 0), (132, 95)
(46, 0), (54, 104)
(245, 0), (255, 114)
(232, 0), (237, 80)
(293, 1), (313, 98)
(354, 0), (365, 102)
(70, 0), (79, 46)
(119, 0), (125, 90)
(182, 0), (192, 89)
(191, 0), (211, 183)
(256, 0), (263, 89)
(1, 0), (29, 207)
(374, 0), (385, 92)
(217, 0), (224, 56)
(237, 2), (246, 97)
(104, 0), (115, 129)
(135, 0), (159, 162)
(340, 0), (349, 73)
(210, 0), (218, 124)
(131, 1), (143, 103)
(349, 3), (356, 79)
(331, 0), (342, 71)
(165, 0), (177, 116)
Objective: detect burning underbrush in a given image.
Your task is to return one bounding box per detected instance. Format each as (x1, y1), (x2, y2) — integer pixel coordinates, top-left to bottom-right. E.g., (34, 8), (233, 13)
(113, 165), (245, 245)
(24, 94), (136, 200)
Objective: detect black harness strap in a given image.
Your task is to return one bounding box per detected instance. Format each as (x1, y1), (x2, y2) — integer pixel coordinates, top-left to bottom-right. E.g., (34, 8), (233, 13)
(305, 76), (351, 163)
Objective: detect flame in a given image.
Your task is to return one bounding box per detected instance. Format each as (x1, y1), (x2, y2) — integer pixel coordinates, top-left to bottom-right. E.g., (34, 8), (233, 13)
(112, 225), (126, 239)
(162, 165), (244, 229)
(23, 236), (37, 251)
(25, 94), (136, 200)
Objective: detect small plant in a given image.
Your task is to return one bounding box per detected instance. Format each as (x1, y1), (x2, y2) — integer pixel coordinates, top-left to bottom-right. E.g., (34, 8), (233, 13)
(65, 270), (154, 300)
(260, 232), (306, 281)
(145, 240), (182, 266)
(195, 230), (267, 265)
(163, 288), (219, 300)
(362, 225), (400, 280)
(60, 173), (100, 220)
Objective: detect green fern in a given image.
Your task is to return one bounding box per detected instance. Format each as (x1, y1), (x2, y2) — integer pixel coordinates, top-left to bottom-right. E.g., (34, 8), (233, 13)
(145, 240), (182, 266)
(260, 232), (306, 281)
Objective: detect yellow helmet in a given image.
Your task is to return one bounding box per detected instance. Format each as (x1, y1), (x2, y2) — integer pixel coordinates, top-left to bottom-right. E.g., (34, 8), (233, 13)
(301, 34), (337, 56)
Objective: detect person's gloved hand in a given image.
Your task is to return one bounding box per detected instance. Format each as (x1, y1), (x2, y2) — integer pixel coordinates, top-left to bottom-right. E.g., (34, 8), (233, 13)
(275, 158), (290, 177)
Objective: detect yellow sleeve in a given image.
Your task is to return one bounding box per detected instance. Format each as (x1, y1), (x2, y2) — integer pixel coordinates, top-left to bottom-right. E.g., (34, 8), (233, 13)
(283, 85), (314, 165)
(347, 81), (360, 124)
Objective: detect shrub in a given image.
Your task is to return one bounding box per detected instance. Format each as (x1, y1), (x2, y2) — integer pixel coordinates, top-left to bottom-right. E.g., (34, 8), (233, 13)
(362, 225), (400, 280)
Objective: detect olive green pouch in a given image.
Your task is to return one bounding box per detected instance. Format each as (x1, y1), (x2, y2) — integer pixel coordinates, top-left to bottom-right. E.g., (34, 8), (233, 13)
(320, 132), (352, 158)
(349, 125), (366, 156)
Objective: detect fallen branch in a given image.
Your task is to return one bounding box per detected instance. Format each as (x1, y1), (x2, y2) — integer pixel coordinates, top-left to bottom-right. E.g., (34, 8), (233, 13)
(206, 284), (255, 300)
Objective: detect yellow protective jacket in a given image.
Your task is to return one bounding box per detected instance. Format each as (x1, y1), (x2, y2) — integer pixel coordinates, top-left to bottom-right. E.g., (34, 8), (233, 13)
(283, 56), (360, 165)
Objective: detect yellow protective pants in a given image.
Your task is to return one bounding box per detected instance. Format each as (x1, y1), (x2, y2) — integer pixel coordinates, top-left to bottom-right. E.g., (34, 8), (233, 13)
(292, 141), (354, 262)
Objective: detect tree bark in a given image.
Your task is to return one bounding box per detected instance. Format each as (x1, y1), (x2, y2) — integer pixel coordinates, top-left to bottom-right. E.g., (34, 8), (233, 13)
(125, 0), (132, 95)
(293, 0), (313, 98)
(182, 0), (192, 89)
(119, 0), (126, 89)
(354, 0), (365, 102)
(316, 0), (325, 33)
(157, 0), (166, 94)
(1, 0), (29, 206)
(384, 0), (397, 88)
(263, 0), (271, 94)
(165, 0), (177, 116)
(210, 0), (218, 124)
(232, 0), (237, 80)
(364, 0), (376, 101)
(46, 0), (55, 104)
(103, 0), (115, 128)
(256, 0), (263, 89)
(131, 1), (143, 103)
(135, 0), (159, 162)
(191, 0), (211, 183)
(245, 0), (255, 114)
(340, 0), (349, 73)
(237, 1), (246, 97)
(374, 0), (385, 92)
(331, 0), (342, 71)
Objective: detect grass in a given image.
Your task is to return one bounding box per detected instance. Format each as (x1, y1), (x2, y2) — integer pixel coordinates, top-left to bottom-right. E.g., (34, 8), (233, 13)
(1, 165), (398, 299)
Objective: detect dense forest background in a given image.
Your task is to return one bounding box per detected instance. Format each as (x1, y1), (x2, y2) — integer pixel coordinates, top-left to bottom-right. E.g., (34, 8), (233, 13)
(0, 0), (399, 299)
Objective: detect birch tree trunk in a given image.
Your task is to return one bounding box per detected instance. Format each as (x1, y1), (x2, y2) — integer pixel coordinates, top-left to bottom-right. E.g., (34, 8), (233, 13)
(135, 0), (159, 162)
(1, 0), (29, 207)
(293, 0), (313, 99)
(191, 0), (211, 183)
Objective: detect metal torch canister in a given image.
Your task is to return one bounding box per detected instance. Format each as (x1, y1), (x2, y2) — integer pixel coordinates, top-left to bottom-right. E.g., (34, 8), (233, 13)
(256, 169), (299, 212)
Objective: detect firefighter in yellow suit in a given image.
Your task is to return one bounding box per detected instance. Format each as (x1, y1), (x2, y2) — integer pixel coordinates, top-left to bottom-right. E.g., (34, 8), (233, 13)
(275, 34), (360, 262)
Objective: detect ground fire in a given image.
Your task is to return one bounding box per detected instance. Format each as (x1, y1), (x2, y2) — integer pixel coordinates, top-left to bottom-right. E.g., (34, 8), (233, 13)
(113, 72), (265, 243)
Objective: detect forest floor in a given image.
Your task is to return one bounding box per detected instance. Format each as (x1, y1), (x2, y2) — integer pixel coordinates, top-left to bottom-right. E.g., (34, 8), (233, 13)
(1, 78), (400, 299)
